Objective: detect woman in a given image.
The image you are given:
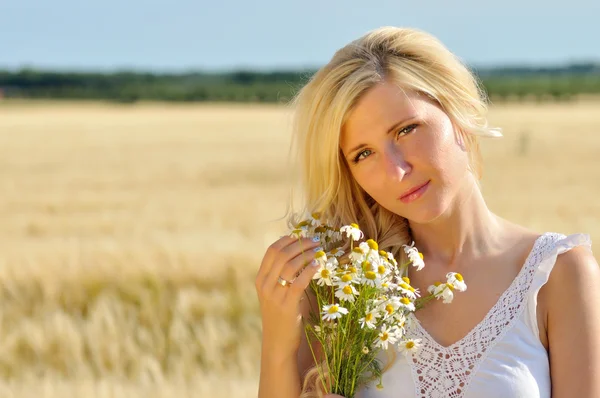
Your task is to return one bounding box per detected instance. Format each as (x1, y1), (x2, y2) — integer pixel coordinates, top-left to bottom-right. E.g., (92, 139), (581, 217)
(254, 26), (599, 398)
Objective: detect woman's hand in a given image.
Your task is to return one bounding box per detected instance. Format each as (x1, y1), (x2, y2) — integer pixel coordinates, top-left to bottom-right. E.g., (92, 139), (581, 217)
(324, 395), (346, 397)
(255, 235), (322, 358)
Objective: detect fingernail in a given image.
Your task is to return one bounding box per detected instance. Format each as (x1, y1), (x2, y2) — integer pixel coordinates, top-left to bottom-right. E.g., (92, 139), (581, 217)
(312, 236), (320, 242)
(313, 247), (323, 252)
(311, 259), (319, 266)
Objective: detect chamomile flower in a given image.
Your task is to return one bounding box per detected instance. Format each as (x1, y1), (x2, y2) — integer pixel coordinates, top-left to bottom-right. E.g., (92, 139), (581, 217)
(375, 261), (392, 279)
(359, 309), (381, 329)
(403, 242), (425, 271)
(314, 250), (327, 266)
(321, 303), (349, 321)
(397, 296), (416, 311)
(374, 324), (400, 349)
(362, 346), (370, 354)
(386, 252), (398, 267)
(398, 282), (420, 300)
(380, 297), (400, 318)
(427, 281), (444, 296)
(393, 312), (407, 333)
(312, 255), (335, 286)
(398, 338), (422, 356)
(340, 223), (364, 241)
(344, 265), (359, 280)
(446, 272), (467, 292)
(330, 247), (345, 257)
(361, 269), (382, 288)
(326, 228), (343, 242)
(335, 272), (357, 288)
(335, 283), (358, 302)
(441, 284), (455, 304)
(309, 212), (322, 226)
(349, 246), (367, 263)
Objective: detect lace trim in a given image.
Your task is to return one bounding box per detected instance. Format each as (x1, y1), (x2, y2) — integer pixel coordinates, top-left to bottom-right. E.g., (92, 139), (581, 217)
(405, 232), (562, 398)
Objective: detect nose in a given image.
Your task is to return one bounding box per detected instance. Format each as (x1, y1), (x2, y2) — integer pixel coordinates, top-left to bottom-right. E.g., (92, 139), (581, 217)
(382, 144), (411, 181)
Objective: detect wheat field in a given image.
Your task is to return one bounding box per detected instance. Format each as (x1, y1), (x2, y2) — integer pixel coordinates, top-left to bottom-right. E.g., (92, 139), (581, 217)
(0, 100), (597, 397)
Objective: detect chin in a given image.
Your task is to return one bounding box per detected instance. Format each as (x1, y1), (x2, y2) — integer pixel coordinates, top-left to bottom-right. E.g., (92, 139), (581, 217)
(388, 196), (449, 225)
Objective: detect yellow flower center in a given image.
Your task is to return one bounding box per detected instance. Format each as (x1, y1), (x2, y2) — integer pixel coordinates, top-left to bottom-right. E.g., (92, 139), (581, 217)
(361, 261), (371, 272)
(315, 226), (326, 233)
(379, 250), (387, 257)
(343, 285), (353, 295)
(315, 251), (326, 258)
(365, 313), (373, 322)
(365, 271), (377, 280)
(381, 332), (389, 341)
(447, 283), (455, 290)
(341, 274), (352, 283)
(352, 247), (363, 253)
(350, 223), (359, 229)
(320, 269), (330, 278)
(296, 220), (310, 228)
(455, 273), (464, 282)
(402, 276), (411, 284)
(311, 212), (321, 220)
(400, 283), (415, 292)
(348, 266), (357, 274)
(377, 265), (386, 274)
(400, 297), (411, 305)
(419, 252), (424, 260)
(405, 341), (415, 349)
(366, 239), (378, 250)
(328, 305), (339, 314)
(385, 304), (394, 315)
(434, 281), (442, 287)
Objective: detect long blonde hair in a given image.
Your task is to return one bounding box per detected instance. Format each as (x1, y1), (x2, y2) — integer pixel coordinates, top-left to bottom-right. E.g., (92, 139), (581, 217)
(285, 26), (501, 397)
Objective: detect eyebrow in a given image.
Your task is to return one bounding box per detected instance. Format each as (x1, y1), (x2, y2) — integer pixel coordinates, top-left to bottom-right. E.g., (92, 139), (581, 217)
(345, 116), (417, 158)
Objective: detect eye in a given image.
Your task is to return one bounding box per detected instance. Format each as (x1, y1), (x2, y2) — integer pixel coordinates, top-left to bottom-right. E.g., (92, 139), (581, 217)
(397, 123), (417, 138)
(351, 123), (418, 164)
(353, 149), (372, 163)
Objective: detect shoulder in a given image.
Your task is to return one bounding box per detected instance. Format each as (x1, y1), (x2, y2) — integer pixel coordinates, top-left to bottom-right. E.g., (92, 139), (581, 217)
(542, 235), (600, 396)
(546, 235), (597, 296)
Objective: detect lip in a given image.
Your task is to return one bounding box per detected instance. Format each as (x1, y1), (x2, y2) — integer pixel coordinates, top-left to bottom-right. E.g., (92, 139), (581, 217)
(398, 180), (430, 203)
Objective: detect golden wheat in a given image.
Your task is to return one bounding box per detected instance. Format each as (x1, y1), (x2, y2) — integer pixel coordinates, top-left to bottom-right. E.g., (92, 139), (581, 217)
(0, 100), (597, 397)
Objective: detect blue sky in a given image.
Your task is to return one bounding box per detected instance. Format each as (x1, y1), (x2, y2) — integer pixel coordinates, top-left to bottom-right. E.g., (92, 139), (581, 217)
(1, 0), (599, 72)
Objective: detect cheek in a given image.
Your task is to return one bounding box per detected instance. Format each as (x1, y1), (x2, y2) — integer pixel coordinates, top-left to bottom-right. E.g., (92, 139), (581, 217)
(420, 123), (469, 180)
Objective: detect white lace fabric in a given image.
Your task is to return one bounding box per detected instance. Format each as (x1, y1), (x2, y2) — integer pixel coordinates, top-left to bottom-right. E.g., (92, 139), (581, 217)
(355, 232), (593, 398)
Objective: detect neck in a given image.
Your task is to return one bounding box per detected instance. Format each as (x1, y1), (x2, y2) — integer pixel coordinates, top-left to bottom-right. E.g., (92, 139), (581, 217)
(408, 175), (502, 271)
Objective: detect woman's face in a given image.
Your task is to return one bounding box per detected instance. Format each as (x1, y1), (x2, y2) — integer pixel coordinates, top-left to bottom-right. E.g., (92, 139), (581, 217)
(340, 81), (471, 224)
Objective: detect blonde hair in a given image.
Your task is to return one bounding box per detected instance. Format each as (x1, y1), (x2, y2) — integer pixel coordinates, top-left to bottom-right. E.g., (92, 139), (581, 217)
(285, 26), (501, 397)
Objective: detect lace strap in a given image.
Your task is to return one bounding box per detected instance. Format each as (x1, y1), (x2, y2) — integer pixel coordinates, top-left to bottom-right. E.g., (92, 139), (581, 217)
(524, 232), (593, 339)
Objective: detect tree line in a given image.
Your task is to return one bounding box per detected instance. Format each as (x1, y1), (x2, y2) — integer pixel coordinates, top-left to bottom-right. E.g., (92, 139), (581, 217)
(1, 63), (599, 103)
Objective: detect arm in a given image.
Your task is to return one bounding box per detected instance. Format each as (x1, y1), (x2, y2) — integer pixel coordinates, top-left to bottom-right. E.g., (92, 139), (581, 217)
(545, 245), (600, 398)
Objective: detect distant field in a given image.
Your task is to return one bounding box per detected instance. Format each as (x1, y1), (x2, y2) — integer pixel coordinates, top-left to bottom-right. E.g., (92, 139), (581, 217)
(0, 100), (597, 397)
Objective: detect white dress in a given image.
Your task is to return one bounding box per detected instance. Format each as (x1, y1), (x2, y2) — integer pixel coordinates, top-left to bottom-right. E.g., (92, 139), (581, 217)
(355, 232), (593, 398)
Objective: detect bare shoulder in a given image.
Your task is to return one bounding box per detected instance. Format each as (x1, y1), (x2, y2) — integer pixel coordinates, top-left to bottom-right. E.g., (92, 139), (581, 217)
(546, 239), (598, 294)
(543, 238), (600, 396)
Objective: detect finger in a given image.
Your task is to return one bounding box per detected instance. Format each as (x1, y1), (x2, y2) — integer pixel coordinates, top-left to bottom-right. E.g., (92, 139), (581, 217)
(256, 235), (300, 288)
(265, 238), (321, 290)
(285, 258), (321, 300)
(278, 248), (321, 282)
(257, 236), (319, 292)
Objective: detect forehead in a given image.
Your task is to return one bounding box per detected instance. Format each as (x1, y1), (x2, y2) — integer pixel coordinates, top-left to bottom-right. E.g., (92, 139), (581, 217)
(341, 82), (425, 149)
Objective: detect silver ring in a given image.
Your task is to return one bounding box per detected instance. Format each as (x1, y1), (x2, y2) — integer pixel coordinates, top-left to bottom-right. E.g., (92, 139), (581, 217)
(277, 276), (292, 287)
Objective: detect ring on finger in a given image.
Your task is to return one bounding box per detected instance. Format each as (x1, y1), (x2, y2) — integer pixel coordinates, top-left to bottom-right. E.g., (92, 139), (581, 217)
(277, 276), (292, 287)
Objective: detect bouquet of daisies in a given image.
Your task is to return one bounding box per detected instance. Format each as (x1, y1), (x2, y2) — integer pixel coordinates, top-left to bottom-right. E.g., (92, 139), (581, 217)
(290, 214), (467, 397)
